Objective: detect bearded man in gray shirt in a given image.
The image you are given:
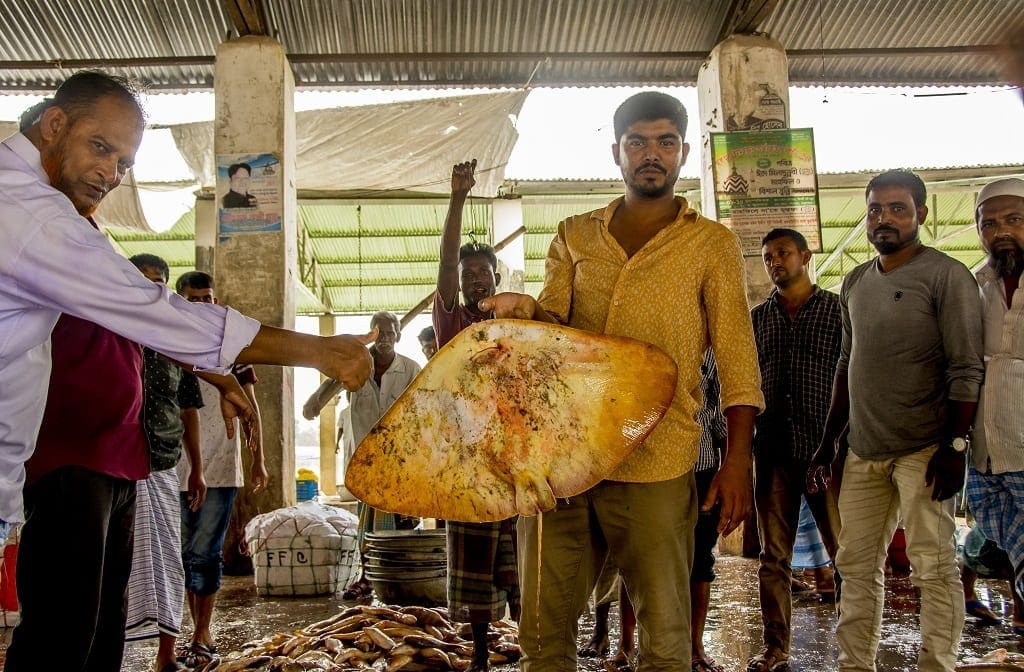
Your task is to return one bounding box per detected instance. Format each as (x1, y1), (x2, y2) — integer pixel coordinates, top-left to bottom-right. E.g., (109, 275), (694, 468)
(807, 169), (983, 672)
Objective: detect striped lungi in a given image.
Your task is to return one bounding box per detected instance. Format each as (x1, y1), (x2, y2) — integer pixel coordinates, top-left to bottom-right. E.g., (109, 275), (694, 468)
(966, 467), (1024, 597)
(446, 518), (520, 623)
(792, 496), (830, 569)
(125, 468), (185, 641)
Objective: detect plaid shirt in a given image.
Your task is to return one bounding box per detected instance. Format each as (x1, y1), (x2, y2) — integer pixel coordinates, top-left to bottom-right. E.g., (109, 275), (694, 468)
(751, 287), (842, 461)
(695, 349), (727, 472)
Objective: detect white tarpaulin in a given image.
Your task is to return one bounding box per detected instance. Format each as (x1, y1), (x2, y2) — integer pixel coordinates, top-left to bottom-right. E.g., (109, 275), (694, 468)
(169, 90), (527, 197)
(3, 90), (526, 232)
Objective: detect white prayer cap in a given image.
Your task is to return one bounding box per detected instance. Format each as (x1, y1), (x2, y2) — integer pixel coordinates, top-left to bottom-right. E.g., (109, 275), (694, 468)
(976, 177), (1024, 217)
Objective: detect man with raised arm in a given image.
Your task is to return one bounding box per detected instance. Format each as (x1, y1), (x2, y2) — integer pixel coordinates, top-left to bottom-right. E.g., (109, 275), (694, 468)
(434, 159), (520, 672)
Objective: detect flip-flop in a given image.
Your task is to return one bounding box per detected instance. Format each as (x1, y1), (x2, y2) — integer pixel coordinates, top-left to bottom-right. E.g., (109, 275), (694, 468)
(342, 578), (373, 601)
(158, 664), (188, 672)
(578, 635), (610, 658)
(692, 656), (725, 672)
(965, 599), (1001, 625)
(603, 653), (634, 672)
(182, 642), (218, 669)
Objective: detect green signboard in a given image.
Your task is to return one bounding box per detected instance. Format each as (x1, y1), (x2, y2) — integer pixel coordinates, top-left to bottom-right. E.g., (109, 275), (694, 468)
(710, 128), (822, 256)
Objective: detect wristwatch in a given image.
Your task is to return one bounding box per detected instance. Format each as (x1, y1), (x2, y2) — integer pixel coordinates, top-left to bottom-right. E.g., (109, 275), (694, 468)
(951, 437), (968, 453)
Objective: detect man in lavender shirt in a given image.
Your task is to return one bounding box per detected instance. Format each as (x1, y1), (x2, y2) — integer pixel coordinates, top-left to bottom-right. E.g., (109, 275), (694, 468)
(0, 71), (373, 525)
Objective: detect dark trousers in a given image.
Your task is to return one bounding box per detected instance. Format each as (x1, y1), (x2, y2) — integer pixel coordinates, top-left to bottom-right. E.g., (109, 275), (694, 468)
(754, 454), (841, 653)
(692, 467), (722, 583)
(5, 466), (136, 672)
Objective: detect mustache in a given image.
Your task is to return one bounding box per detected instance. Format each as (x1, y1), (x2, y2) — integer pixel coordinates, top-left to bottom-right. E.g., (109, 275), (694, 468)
(872, 224), (899, 235)
(635, 162), (666, 175)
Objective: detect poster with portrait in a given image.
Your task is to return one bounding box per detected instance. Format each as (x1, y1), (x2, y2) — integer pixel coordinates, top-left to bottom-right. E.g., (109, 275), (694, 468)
(710, 129), (822, 256)
(216, 152), (282, 237)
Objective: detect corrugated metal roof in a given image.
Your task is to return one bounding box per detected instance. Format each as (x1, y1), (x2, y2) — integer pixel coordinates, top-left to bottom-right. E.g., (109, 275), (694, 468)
(0, 0), (1013, 91)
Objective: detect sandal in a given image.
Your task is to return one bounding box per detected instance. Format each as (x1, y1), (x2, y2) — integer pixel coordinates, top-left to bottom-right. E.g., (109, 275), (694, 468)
(603, 651), (634, 672)
(342, 577), (373, 601)
(790, 576), (814, 594)
(692, 656), (725, 672)
(181, 642), (218, 669)
(158, 664), (188, 672)
(746, 647), (790, 672)
(965, 599), (1001, 625)
(578, 633), (610, 658)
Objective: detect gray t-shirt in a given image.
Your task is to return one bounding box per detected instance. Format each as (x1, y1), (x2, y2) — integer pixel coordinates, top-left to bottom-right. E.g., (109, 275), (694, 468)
(839, 247), (983, 460)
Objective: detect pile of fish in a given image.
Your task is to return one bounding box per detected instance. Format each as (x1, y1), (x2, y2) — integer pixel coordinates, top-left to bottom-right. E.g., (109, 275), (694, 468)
(193, 604), (521, 672)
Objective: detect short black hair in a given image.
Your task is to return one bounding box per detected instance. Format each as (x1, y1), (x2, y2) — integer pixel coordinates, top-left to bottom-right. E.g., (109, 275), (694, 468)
(761, 228), (809, 252)
(458, 242), (497, 271)
(370, 310), (401, 334)
(228, 163), (252, 179)
(613, 91), (688, 142)
(175, 270), (214, 295)
(129, 253), (169, 280)
(19, 70), (145, 132)
(418, 326), (436, 344)
(865, 169), (927, 208)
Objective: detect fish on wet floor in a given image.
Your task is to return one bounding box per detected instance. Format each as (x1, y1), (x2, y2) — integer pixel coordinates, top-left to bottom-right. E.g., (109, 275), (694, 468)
(958, 648), (1024, 671)
(190, 603), (520, 671)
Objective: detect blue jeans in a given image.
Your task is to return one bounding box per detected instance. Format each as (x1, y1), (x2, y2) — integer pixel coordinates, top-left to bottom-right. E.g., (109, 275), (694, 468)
(181, 487), (238, 596)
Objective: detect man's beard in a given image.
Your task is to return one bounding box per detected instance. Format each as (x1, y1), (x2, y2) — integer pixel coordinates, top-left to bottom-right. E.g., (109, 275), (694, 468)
(869, 226), (917, 256)
(630, 179), (674, 198)
(40, 135), (100, 217)
(626, 163), (677, 198)
(993, 246), (1023, 278)
(772, 270), (795, 289)
(871, 239), (903, 255)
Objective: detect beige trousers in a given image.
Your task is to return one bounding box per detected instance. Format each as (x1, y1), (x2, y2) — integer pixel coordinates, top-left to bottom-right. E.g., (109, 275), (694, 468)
(835, 446), (964, 672)
(517, 474), (696, 672)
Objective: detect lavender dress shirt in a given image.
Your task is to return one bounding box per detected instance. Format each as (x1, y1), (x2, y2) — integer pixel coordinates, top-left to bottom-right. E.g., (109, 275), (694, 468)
(0, 132), (260, 522)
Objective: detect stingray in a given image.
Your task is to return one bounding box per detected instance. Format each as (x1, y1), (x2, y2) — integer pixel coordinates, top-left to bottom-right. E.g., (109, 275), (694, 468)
(344, 319), (678, 523)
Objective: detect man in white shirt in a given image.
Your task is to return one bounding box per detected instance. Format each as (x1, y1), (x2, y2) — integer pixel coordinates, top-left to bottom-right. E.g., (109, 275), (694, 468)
(966, 177), (1024, 601)
(303, 311), (422, 600)
(174, 270), (266, 668)
(0, 70), (372, 524)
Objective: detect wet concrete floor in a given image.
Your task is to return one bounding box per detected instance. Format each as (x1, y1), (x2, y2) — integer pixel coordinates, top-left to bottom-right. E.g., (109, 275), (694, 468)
(113, 555), (1023, 672)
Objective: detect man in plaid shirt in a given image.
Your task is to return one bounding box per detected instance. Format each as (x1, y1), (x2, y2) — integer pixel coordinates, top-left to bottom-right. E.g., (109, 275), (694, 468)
(747, 228), (842, 672)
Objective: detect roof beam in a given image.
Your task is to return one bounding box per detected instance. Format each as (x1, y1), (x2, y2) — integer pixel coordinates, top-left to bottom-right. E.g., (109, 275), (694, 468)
(0, 44), (1001, 72)
(717, 0), (786, 43)
(222, 0), (269, 37)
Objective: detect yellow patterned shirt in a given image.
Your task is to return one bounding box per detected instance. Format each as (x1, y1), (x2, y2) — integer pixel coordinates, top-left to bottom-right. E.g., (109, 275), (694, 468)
(537, 196), (765, 482)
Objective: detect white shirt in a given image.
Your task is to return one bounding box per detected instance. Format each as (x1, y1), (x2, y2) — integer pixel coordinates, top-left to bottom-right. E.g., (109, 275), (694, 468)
(0, 132), (261, 522)
(348, 353), (421, 447)
(177, 376), (246, 490)
(973, 265), (1024, 474)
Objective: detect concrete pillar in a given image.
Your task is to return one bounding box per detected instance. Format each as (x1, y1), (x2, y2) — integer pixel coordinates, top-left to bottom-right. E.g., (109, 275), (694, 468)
(698, 34), (790, 558)
(214, 35), (297, 571)
(318, 314), (338, 496)
(492, 197), (525, 293)
(194, 193), (216, 275)
(697, 34), (791, 307)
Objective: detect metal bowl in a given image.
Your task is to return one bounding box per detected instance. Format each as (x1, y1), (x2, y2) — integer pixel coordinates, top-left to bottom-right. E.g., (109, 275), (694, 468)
(369, 576), (447, 607)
